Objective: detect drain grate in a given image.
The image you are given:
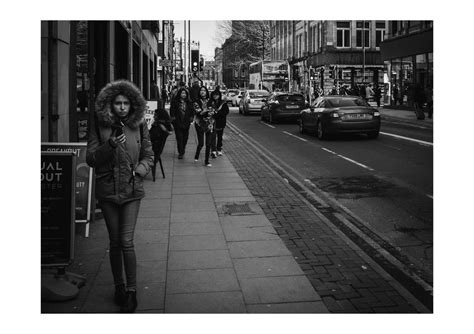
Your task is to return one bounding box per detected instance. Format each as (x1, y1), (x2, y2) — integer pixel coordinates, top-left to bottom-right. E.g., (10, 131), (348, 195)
(221, 203), (255, 216)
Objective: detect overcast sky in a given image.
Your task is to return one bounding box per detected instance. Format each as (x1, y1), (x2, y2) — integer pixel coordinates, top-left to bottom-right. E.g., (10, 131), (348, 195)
(173, 20), (227, 61)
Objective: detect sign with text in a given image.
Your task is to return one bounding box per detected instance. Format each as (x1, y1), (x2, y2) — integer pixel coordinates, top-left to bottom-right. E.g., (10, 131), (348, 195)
(41, 152), (76, 266)
(41, 143), (94, 224)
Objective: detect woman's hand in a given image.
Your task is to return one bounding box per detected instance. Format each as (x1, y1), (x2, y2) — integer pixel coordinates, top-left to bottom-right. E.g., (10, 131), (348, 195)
(110, 133), (126, 146)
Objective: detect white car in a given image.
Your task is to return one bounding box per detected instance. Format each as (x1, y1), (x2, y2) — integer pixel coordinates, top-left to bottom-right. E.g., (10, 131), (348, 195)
(232, 90), (244, 107)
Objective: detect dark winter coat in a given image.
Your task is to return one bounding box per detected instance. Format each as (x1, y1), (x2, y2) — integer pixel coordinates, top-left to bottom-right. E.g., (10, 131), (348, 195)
(149, 110), (173, 156)
(193, 98), (215, 133)
(210, 100), (229, 129)
(170, 98), (194, 129)
(86, 80), (154, 205)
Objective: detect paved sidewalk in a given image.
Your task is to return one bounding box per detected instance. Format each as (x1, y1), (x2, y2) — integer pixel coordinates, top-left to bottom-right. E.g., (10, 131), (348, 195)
(41, 126), (328, 313)
(376, 105), (433, 128)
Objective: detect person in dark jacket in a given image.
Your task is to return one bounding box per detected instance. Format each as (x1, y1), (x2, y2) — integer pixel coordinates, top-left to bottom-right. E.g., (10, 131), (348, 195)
(193, 86), (215, 167)
(170, 88), (194, 159)
(209, 89), (229, 157)
(86, 80), (154, 313)
(373, 85), (382, 107)
(149, 107), (173, 181)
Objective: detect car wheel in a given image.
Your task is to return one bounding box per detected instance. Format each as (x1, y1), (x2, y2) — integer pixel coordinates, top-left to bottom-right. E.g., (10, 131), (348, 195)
(299, 119), (305, 134)
(367, 131), (379, 139)
(316, 121), (326, 140)
(243, 107), (249, 115)
(239, 105), (242, 114)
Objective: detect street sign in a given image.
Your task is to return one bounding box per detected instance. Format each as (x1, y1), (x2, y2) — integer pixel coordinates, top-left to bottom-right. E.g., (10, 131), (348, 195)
(159, 59), (174, 67)
(41, 152), (76, 266)
(41, 142), (95, 237)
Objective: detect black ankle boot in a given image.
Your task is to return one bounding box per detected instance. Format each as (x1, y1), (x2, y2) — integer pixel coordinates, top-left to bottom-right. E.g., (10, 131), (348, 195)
(114, 284), (127, 306)
(120, 290), (137, 313)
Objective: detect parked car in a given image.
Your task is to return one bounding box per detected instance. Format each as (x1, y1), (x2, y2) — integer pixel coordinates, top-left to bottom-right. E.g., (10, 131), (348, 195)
(225, 89), (240, 105)
(240, 90), (270, 115)
(232, 90), (244, 107)
(261, 92), (307, 123)
(299, 95), (381, 139)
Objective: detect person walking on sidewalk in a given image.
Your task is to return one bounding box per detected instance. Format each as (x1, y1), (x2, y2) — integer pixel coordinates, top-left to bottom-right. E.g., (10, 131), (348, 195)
(170, 87), (194, 159)
(209, 88), (229, 158)
(193, 86), (215, 167)
(86, 80), (154, 313)
(149, 107), (174, 181)
(373, 85), (382, 107)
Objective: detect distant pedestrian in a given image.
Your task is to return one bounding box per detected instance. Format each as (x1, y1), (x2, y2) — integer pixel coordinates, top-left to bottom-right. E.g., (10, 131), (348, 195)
(392, 85), (399, 105)
(86, 80), (154, 313)
(170, 87), (194, 159)
(425, 84), (433, 118)
(193, 86), (215, 167)
(161, 87), (168, 105)
(359, 83), (366, 100)
(169, 86), (178, 100)
(149, 107), (173, 181)
(413, 83), (426, 120)
(189, 79), (201, 102)
(366, 83), (374, 101)
(209, 89), (229, 158)
(373, 85), (382, 107)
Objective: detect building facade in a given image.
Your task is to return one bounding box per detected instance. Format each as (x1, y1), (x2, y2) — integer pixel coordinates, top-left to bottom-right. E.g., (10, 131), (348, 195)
(270, 20), (388, 98)
(380, 21), (433, 106)
(41, 20), (173, 143)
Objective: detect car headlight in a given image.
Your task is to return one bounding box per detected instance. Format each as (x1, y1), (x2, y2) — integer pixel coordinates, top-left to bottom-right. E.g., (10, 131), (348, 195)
(330, 112), (340, 118)
(373, 111), (380, 116)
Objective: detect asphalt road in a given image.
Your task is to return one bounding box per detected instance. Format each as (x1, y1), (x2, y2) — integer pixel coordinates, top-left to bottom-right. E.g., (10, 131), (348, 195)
(227, 106), (433, 283)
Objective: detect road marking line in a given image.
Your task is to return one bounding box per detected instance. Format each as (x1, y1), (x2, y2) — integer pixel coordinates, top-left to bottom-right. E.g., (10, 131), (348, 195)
(282, 131), (307, 142)
(321, 147), (336, 154)
(260, 121), (275, 128)
(336, 154), (375, 171)
(380, 132), (433, 146)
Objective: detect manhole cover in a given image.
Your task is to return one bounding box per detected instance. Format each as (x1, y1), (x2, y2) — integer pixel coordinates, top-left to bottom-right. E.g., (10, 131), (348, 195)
(220, 203), (255, 216)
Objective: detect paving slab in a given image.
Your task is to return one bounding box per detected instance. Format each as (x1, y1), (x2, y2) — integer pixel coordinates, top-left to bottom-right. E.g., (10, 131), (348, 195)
(222, 225), (280, 242)
(135, 243), (168, 261)
(228, 240), (292, 258)
(247, 301), (328, 313)
(136, 282), (166, 312)
(240, 276), (322, 304)
(165, 291), (246, 313)
(170, 222), (223, 236)
(233, 256), (305, 279)
(220, 215), (272, 227)
(172, 186), (211, 195)
(169, 234), (227, 251)
(166, 268), (240, 294)
(170, 211), (219, 223)
(136, 217), (170, 230)
(137, 260), (167, 284)
(168, 250), (233, 271)
(135, 229), (169, 244)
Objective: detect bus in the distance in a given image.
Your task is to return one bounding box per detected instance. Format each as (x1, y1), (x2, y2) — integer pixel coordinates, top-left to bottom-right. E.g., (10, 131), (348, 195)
(249, 60), (288, 91)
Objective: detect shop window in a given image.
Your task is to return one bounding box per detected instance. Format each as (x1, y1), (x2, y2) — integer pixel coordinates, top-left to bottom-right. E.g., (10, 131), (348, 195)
(336, 21), (350, 48)
(356, 21), (370, 48)
(375, 21), (385, 48)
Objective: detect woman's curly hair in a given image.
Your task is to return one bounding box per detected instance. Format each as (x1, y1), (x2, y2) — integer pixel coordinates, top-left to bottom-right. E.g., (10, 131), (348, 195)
(95, 80), (147, 129)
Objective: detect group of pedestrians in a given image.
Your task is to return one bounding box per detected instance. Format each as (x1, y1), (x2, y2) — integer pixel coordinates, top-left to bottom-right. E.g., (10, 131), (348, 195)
(170, 82), (229, 167)
(85, 78), (230, 312)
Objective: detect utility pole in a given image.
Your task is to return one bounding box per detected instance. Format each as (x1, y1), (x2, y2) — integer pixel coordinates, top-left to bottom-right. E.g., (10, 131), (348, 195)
(183, 21), (187, 85)
(188, 20), (191, 86)
(162, 20), (166, 107)
(362, 20), (366, 84)
(261, 23), (264, 90)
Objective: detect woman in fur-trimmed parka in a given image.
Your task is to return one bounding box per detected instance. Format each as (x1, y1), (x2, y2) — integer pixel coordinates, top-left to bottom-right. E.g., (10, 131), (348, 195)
(86, 80), (153, 313)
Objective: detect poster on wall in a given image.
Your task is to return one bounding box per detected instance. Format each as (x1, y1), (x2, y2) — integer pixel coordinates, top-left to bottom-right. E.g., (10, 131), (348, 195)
(41, 152), (76, 266)
(41, 142), (95, 237)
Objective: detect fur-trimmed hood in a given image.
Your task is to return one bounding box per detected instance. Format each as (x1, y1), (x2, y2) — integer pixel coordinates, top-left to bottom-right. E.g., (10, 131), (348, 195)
(95, 80), (147, 129)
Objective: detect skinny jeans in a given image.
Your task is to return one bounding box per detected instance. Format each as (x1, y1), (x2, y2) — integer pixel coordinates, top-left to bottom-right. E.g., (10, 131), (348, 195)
(194, 124), (212, 164)
(174, 126), (190, 156)
(100, 199), (141, 290)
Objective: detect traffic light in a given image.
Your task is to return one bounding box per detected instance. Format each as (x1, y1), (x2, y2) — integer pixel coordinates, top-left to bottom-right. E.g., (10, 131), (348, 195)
(309, 68), (315, 80)
(329, 66), (334, 79)
(199, 57), (204, 70)
(191, 49), (199, 73)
